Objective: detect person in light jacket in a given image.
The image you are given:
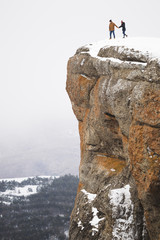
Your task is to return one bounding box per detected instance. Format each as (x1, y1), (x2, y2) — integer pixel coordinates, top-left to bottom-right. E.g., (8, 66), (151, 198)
(109, 20), (119, 39)
(119, 20), (128, 38)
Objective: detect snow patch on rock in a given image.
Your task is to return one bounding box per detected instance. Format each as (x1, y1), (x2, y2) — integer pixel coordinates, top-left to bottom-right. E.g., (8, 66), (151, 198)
(80, 74), (91, 80)
(110, 168), (116, 172)
(90, 207), (105, 236)
(108, 184), (135, 240)
(81, 189), (97, 203)
(96, 56), (147, 66)
(77, 220), (84, 231)
(80, 58), (85, 66)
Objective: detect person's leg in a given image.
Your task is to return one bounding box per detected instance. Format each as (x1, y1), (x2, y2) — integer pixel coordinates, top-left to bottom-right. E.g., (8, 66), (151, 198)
(123, 30), (125, 38)
(123, 30), (128, 37)
(113, 31), (115, 38)
(110, 31), (112, 39)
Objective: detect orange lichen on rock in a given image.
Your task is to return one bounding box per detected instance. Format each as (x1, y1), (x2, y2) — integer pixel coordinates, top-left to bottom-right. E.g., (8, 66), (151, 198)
(66, 72), (95, 121)
(74, 74), (95, 107)
(129, 122), (160, 194)
(78, 75), (92, 101)
(72, 105), (88, 122)
(77, 182), (84, 194)
(94, 154), (126, 175)
(129, 88), (160, 196)
(79, 109), (90, 165)
(90, 77), (101, 119)
(133, 89), (160, 126)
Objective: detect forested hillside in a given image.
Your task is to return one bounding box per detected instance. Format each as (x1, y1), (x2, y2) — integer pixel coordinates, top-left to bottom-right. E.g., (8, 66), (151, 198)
(0, 175), (78, 240)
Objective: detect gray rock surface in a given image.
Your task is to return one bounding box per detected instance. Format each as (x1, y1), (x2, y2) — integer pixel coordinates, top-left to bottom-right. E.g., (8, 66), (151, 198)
(66, 41), (160, 240)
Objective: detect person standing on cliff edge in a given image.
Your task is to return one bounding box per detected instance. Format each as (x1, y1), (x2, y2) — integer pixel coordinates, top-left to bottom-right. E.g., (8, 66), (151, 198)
(109, 19), (119, 39)
(119, 20), (128, 38)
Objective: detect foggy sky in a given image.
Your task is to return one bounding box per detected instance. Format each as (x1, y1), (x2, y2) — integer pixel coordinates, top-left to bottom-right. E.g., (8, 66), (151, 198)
(0, 0), (160, 177)
(0, 0), (160, 135)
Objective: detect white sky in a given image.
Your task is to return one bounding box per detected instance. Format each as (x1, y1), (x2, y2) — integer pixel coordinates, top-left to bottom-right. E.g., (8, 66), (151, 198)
(0, 0), (160, 137)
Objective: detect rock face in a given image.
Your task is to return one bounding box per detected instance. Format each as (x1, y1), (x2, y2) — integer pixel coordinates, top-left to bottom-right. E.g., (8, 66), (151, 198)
(66, 40), (160, 240)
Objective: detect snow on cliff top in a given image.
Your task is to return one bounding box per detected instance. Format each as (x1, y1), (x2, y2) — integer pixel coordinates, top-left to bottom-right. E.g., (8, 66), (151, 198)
(84, 37), (160, 61)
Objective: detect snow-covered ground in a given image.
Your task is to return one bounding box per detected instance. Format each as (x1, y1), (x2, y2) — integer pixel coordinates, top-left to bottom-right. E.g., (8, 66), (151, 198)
(0, 175), (56, 183)
(0, 176), (59, 205)
(1, 185), (38, 197)
(82, 37), (160, 61)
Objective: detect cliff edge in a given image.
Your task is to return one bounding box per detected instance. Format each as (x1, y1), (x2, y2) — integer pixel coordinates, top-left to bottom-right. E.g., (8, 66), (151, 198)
(66, 38), (160, 240)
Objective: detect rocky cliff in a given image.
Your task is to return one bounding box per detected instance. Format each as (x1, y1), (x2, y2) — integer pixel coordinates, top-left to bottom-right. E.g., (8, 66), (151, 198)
(66, 38), (160, 240)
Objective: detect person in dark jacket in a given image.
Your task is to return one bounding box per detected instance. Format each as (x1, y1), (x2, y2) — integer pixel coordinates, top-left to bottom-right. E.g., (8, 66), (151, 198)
(119, 20), (128, 38)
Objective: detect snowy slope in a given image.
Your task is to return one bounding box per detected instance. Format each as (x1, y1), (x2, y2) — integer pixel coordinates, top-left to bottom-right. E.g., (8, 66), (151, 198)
(2, 185), (38, 197)
(0, 176), (58, 204)
(83, 37), (160, 61)
(0, 175), (56, 183)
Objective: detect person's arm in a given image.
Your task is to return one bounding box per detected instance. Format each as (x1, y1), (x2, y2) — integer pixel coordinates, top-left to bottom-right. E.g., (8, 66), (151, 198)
(114, 23), (119, 28)
(119, 24), (122, 28)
